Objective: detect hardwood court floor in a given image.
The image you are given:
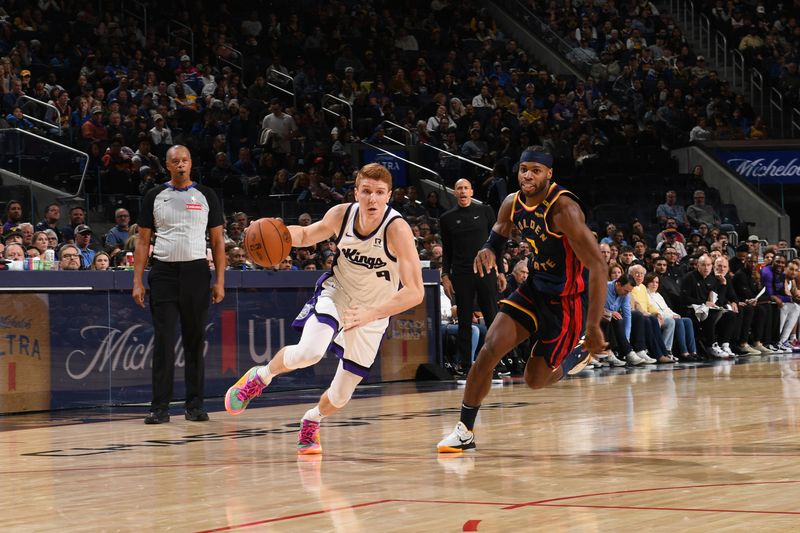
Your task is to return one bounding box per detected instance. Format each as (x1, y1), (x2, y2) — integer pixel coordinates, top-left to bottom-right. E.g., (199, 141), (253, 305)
(2, 356), (800, 532)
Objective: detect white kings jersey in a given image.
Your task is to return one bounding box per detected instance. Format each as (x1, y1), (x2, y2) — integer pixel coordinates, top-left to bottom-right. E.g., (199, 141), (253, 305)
(331, 204), (402, 306)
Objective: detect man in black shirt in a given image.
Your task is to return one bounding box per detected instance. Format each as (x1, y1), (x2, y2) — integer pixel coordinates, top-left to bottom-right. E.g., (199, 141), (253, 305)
(133, 145), (226, 424)
(440, 179), (505, 373)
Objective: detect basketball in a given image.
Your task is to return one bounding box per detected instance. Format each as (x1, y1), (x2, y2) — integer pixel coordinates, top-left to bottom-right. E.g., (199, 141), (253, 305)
(244, 218), (292, 268)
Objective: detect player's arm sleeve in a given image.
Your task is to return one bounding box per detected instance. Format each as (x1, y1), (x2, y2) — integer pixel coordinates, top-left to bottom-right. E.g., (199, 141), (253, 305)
(138, 188), (157, 230)
(622, 297), (631, 339)
(202, 185), (225, 229)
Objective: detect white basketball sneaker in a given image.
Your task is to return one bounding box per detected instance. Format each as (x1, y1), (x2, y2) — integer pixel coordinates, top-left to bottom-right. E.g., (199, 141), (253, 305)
(437, 422), (476, 453)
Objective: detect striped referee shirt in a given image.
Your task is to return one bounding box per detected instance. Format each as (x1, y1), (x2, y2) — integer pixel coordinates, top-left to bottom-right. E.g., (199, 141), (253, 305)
(139, 182), (224, 262)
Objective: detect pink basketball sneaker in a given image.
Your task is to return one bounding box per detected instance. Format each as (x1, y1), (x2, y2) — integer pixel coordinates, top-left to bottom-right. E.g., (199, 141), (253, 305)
(297, 419), (322, 455)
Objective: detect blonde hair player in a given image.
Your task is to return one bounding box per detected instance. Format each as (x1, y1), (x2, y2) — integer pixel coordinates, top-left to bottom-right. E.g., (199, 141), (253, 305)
(225, 163), (424, 454)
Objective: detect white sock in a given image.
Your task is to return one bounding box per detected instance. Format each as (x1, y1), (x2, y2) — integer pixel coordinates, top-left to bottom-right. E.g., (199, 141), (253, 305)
(256, 364), (274, 384)
(303, 406), (324, 423)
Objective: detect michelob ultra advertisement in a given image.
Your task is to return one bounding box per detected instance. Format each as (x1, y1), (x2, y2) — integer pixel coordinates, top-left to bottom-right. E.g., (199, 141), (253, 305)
(0, 294), (51, 413)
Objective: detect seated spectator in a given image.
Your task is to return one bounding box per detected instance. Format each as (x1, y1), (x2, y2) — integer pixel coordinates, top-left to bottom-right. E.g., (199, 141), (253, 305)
(3, 200), (23, 233)
(227, 246), (253, 270)
(424, 191), (445, 219)
(645, 272), (697, 362)
(602, 273), (643, 366)
(680, 254), (736, 358)
(81, 107), (108, 142)
(34, 202), (63, 242)
(689, 117), (713, 142)
(3, 227), (24, 248)
(91, 251), (111, 271)
(5, 106), (35, 130)
(3, 242), (26, 262)
(656, 191), (689, 229)
(763, 255), (800, 352)
(105, 208), (130, 251)
(59, 244), (82, 271)
(503, 259), (529, 298)
(629, 265), (670, 363)
(73, 224), (97, 269)
(18, 222), (34, 247)
(686, 190), (721, 229)
(149, 113), (173, 148)
(43, 229), (59, 250)
(30, 231), (49, 256)
(735, 254), (780, 353)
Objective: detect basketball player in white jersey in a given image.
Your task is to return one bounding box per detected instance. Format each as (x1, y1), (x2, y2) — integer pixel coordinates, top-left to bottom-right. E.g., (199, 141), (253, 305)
(225, 163), (424, 454)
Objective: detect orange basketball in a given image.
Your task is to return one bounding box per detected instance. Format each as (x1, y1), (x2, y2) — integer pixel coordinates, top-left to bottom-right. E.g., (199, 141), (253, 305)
(244, 218), (292, 268)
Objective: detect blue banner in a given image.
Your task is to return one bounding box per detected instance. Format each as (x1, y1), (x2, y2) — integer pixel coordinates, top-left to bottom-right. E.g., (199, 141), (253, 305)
(362, 148), (408, 187)
(44, 283), (438, 410)
(713, 149), (800, 184)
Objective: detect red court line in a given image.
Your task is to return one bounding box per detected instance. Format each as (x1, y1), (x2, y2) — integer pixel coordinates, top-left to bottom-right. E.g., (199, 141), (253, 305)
(194, 499), (393, 533)
(463, 519), (481, 531)
(503, 480), (800, 509)
(195, 498), (514, 532)
(391, 498), (515, 506)
(534, 503), (800, 516)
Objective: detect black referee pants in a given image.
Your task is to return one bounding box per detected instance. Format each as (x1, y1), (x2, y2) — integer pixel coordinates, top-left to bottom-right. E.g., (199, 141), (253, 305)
(452, 272), (498, 367)
(148, 259), (211, 411)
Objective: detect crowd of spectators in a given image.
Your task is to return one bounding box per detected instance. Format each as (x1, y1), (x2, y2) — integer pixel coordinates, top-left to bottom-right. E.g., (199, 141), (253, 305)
(527, 0), (776, 143)
(701, 0), (800, 110)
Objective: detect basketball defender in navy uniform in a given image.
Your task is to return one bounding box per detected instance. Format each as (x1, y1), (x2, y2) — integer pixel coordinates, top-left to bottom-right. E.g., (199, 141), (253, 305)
(224, 163), (423, 455)
(438, 147), (608, 452)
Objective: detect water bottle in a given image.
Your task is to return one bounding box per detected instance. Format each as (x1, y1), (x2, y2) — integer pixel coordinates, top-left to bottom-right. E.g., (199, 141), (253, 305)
(32, 257), (41, 271)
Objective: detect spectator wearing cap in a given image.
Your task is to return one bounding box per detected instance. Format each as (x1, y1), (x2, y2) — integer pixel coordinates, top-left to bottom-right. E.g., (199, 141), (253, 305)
(657, 229), (688, 260)
(149, 113), (173, 147)
(691, 56), (709, 79)
(746, 234), (763, 261)
(134, 134), (164, 178)
(175, 55), (202, 93)
(73, 224), (97, 268)
(81, 106), (108, 141)
(461, 127), (488, 163)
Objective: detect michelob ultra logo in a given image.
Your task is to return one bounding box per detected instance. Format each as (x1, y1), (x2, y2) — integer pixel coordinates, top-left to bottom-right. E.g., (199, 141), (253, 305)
(0, 294), (51, 414)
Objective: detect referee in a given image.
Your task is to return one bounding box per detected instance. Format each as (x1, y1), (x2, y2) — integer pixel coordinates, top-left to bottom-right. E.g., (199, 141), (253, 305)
(133, 145), (226, 424)
(440, 178), (506, 374)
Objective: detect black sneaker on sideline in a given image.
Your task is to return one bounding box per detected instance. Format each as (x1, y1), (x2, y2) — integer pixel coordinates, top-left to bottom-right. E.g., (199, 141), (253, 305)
(185, 407), (210, 421)
(144, 410), (170, 424)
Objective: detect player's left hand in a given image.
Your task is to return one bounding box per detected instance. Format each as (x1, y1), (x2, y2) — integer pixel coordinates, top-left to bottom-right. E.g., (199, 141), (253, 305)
(211, 284), (225, 304)
(583, 325), (607, 355)
(343, 305), (376, 330)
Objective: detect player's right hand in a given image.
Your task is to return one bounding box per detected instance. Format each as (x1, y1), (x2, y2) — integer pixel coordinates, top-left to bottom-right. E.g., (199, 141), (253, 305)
(442, 276), (455, 299)
(584, 325), (607, 355)
(473, 249), (496, 277)
(132, 283), (146, 308)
